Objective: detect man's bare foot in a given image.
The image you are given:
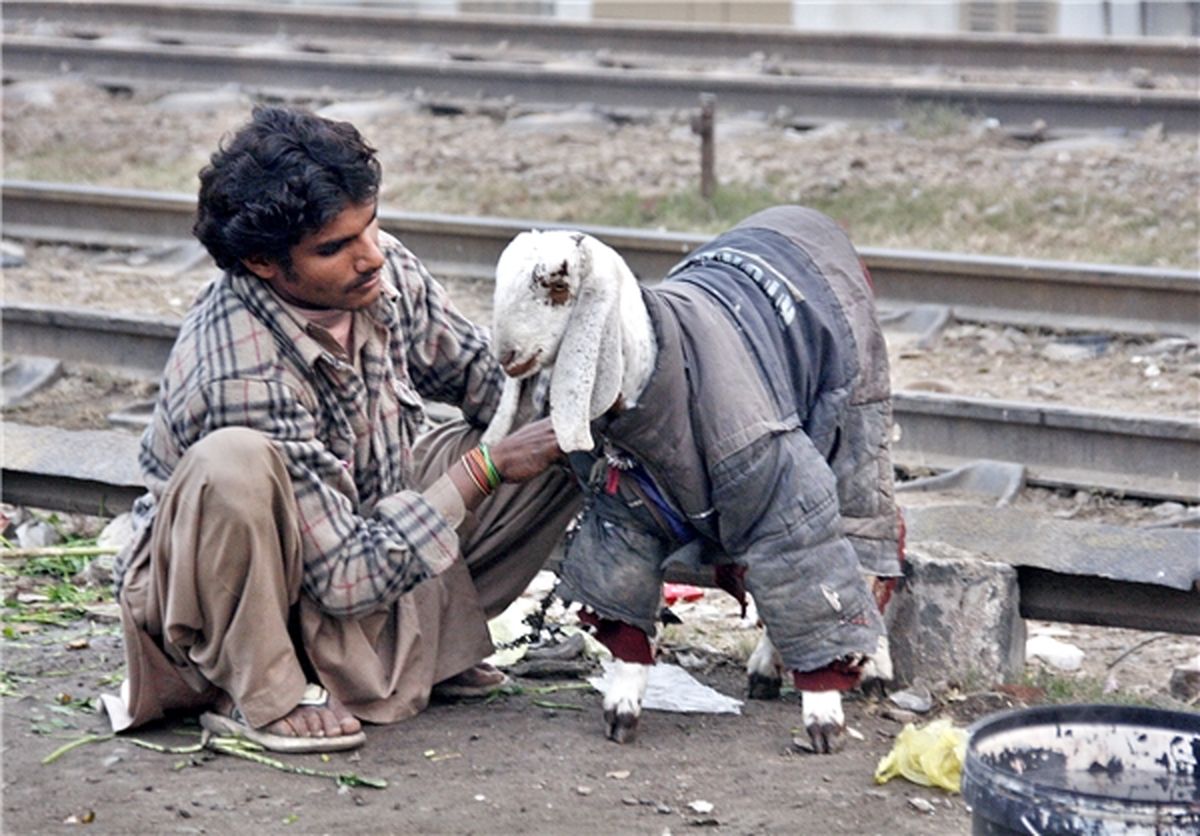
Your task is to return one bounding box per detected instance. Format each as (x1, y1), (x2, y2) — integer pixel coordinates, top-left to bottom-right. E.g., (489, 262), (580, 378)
(263, 689), (361, 739)
(202, 685), (365, 753)
(433, 662), (511, 699)
(215, 685), (361, 739)
(440, 662), (507, 689)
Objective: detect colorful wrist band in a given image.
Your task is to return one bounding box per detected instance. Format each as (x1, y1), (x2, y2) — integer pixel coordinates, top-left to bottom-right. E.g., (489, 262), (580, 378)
(460, 453), (491, 497)
(478, 443), (502, 488)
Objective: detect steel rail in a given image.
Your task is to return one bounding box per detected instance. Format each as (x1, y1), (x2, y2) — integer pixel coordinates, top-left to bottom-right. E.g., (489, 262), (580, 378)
(4, 35), (1197, 133)
(5, 180), (1198, 337)
(6, 0), (1199, 78)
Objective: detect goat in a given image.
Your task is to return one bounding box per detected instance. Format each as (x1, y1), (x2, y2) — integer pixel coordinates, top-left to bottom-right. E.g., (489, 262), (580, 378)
(484, 206), (903, 753)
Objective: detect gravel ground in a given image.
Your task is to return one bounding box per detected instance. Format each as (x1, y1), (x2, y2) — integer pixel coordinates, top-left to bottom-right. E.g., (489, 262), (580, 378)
(4, 76), (1199, 268)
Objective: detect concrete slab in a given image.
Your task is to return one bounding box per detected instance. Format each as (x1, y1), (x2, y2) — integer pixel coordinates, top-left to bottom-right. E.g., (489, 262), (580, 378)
(904, 503), (1200, 591)
(1, 423), (143, 514)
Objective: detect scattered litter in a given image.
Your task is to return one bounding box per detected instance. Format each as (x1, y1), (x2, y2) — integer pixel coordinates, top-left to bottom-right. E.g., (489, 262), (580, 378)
(43, 731), (387, 788)
(888, 684), (933, 714)
(882, 707), (919, 725)
(15, 519), (62, 550)
(1025, 634), (1085, 671)
(878, 304), (953, 351)
(1, 240), (27, 268)
(1040, 334), (1111, 362)
(317, 97), (420, 122)
(687, 800), (714, 814)
(508, 633), (595, 679)
(510, 658), (594, 680)
(846, 726), (865, 741)
(575, 785), (593, 796)
(663, 583), (704, 605)
(606, 770), (631, 780)
(531, 699), (583, 711)
(589, 663), (742, 715)
(874, 718), (968, 793)
(908, 797), (937, 814)
(485, 570), (560, 666)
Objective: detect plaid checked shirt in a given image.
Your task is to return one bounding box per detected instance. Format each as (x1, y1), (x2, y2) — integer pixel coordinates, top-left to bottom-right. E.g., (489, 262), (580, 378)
(115, 233), (503, 618)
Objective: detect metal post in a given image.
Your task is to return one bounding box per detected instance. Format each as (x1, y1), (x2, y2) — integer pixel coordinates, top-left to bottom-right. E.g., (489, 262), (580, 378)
(692, 93), (716, 200)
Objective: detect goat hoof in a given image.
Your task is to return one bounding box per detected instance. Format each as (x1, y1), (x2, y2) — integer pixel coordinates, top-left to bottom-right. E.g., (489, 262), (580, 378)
(802, 722), (846, 755)
(604, 708), (639, 744)
(858, 676), (889, 700)
(747, 672), (782, 700)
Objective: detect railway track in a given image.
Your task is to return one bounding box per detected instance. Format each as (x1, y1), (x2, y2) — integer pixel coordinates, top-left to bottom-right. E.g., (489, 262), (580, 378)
(3, 14), (1197, 131)
(6, 181), (1198, 337)
(5, 300), (1197, 503)
(3, 181), (1198, 504)
(9, 0), (1199, 77)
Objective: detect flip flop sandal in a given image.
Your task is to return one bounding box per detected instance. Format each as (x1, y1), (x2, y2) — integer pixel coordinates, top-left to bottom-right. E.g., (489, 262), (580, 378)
(200, 684), (366, 753)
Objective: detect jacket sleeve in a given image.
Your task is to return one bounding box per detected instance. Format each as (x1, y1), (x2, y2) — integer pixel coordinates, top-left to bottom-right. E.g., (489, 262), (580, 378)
(708, 428), (883, 673)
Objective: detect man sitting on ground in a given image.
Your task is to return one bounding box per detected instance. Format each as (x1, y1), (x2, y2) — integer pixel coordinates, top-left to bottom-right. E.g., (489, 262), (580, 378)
(104, 105), (578, 752)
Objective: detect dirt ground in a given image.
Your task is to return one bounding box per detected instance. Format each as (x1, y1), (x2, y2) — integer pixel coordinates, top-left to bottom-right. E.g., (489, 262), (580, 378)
(2, 617), (968, 835)
(2, 582), (1196, 836)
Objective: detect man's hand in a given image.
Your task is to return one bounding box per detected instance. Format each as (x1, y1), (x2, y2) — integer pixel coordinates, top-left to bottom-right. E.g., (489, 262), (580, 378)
(487, 417), (564, 483)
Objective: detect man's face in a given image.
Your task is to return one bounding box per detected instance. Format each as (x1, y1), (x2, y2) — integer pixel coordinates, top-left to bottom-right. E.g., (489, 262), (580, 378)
(244, 200), (385, 311)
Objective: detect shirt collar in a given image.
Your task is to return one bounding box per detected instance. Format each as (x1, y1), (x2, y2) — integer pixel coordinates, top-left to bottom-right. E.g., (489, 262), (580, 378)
(229, 271), (400, 369)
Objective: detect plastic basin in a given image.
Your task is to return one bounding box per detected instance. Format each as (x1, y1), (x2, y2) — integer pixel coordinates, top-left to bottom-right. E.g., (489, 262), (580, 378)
(961, 704), (1200, 835)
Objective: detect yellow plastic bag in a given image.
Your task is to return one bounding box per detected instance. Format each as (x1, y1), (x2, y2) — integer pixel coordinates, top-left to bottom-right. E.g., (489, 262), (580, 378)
(874, 718), (968, 793)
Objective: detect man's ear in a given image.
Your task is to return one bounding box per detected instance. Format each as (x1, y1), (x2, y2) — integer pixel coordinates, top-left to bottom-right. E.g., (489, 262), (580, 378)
(241, 255), (281, 282)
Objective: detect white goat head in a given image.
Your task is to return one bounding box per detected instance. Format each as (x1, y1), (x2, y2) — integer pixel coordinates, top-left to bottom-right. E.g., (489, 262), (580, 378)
(485, 229), (627, 453)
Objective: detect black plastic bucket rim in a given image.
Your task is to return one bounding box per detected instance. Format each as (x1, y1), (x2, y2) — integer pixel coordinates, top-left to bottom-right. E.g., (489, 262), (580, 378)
(961, 703), (1200, 835)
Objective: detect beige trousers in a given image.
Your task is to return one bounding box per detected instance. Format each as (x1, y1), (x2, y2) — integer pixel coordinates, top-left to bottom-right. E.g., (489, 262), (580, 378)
(116, 421), (579, 730)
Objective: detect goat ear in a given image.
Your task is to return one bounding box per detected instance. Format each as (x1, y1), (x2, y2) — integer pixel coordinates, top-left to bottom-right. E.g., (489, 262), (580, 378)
(482, 376), (523, 446)
(549, 239), (624, 452)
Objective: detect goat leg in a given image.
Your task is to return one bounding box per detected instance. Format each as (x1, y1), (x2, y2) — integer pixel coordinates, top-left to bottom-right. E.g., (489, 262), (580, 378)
(580, 610), (654, 745)
(746, 631), (783, 700)
(602, 659), (649, 744)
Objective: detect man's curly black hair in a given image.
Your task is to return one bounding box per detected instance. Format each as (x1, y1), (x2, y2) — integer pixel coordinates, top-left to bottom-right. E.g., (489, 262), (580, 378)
(193, 106), (382, 277)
